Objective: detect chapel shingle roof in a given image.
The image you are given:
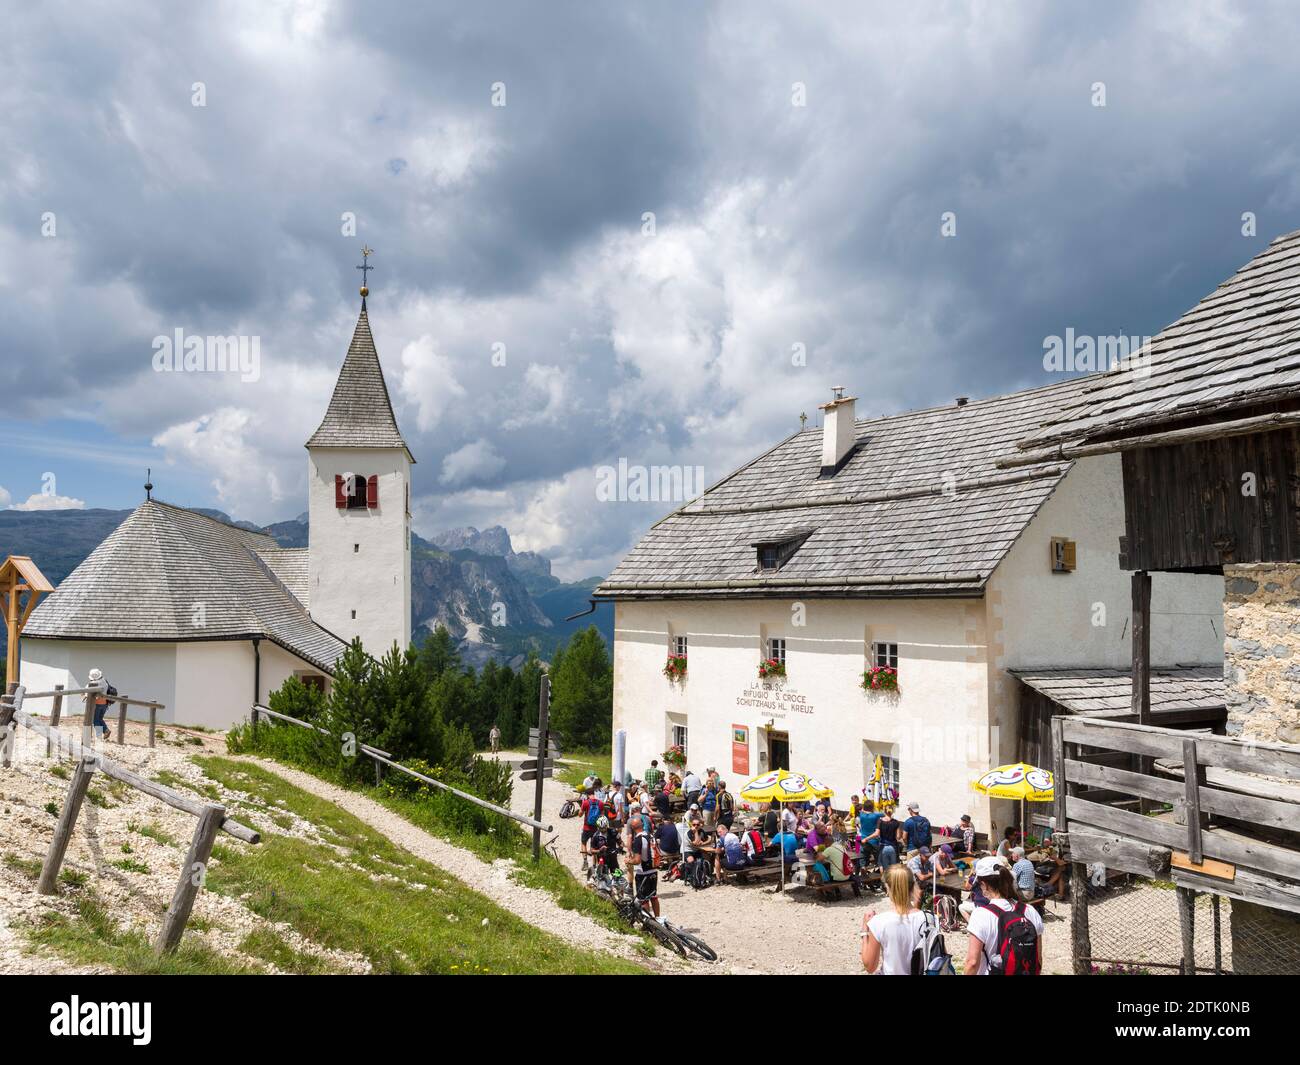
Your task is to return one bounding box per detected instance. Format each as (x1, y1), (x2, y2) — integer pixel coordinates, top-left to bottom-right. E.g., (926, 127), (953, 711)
(23, 501), (346, 673)
(305, 303), (414, 461)
(599, 376), (1093, 600)
(1018, 229), (1300, 451)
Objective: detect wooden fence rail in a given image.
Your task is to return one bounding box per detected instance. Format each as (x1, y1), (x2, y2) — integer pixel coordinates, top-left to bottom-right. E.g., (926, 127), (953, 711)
(250, 703), (552, 833)
(1054, 713), (1300, 975)
(1, 685), (260, 956)
(17, 684), (164, 748)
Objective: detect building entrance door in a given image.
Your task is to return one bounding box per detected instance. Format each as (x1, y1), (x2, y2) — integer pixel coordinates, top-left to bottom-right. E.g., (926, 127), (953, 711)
(767, 731), (790, 771)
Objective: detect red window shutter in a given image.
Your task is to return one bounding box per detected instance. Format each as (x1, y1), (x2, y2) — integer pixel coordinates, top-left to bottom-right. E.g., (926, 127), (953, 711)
(334, 474), (345, 508)
(366, 475), (379, 508)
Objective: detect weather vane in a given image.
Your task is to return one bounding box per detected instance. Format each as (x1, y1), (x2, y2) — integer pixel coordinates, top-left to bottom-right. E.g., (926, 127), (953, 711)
(357, 245), (375, 296)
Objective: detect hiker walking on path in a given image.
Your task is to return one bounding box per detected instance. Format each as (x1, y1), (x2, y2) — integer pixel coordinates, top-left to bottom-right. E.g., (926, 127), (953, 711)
(87, 667), (113, 740)
(489, 724), (501, 755)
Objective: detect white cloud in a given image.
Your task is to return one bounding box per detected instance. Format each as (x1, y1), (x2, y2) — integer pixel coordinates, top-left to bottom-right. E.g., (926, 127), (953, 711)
(151, 407), (285, 520)
(9, 492), (85, 511)
(439, 439), (507, 486)
(0, 485), (11, 507)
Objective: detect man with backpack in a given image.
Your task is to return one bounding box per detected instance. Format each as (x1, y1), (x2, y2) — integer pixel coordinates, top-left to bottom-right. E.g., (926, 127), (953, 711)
(716, 781), (735, 830)
(902, 801), (932, 852)
(628, 816), (661, 919)
(580, 787), (602, 870)
(87, 668), (115, 741)
(964, 856), (1043, 975)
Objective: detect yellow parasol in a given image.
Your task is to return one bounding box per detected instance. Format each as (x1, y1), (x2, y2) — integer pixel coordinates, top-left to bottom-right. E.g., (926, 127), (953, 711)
(972, 762), (1055, 849)
(739, 769), (834, 892)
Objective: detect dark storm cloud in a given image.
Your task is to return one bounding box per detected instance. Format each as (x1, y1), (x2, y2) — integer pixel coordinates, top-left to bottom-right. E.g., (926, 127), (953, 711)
(6, 1), (1300, 573)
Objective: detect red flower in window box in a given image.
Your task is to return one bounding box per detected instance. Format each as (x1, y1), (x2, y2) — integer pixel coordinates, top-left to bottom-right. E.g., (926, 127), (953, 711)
(758, 657), (786, 679)
(662, 744), (687, 769)
(862, 666), (899, 692)
(663, 654), (688, 681)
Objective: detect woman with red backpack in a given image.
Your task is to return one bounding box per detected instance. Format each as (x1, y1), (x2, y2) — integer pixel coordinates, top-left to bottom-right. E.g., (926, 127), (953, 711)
(964, 856), (1043, 975)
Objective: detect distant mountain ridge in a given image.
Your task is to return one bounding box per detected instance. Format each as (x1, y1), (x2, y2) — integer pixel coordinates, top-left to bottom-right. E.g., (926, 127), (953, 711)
(0, 508), (612, 669)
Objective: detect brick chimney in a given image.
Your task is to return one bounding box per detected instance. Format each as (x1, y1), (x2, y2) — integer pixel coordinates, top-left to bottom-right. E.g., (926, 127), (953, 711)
(818, 386), (858, 476)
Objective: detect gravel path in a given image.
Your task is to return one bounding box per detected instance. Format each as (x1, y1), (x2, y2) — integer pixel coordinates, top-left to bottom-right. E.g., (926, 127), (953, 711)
(501, 759), (1082, 975)
(238, 757), (674, 970)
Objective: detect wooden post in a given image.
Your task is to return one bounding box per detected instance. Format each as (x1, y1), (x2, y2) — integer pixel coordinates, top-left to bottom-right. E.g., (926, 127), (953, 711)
(47, 683), (64, 758)
(1, 682), (16, 769)
(38, 753), (97, 894)
(1212, 895), (1222, 975)
(156, 803), (224, 954)
(532, 674), (550, 863)
(1131, 571), (1153, 811)
(117, 699), (128, 744)
(1055, 720), (1093, 975)
(82, 687), (97, 748)
(250, 704), (259, 741)
(148, 705), (157, 749)
(1182, 737), (1204, 864)
(1176, 885), (1196, 975)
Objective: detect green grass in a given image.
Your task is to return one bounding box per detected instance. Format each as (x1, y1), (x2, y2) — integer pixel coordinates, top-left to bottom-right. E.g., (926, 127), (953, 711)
(554, 749), (612, 791)
(28, 892), (261, 975)
(4, 852), (42, 879)
(111, 857), (150, 874)
(193, 757), (643, 975)
(370, 787), (628, 934)
(128, 820), (177, 847)
(237, 927), (343, 974)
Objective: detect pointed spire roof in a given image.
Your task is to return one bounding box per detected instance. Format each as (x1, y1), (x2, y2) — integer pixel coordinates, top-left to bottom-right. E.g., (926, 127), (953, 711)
(306, 303), (414, 461)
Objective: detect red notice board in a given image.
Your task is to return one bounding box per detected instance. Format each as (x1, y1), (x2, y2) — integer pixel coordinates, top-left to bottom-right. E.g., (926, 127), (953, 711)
(731, 724), (749, 776)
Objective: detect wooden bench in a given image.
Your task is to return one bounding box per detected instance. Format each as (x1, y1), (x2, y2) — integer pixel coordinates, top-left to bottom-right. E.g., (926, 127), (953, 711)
(721, 859), (791, 884)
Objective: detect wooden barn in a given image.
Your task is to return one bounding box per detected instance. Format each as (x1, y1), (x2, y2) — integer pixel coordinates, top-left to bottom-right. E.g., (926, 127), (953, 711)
(1005, 229), (1300, 974)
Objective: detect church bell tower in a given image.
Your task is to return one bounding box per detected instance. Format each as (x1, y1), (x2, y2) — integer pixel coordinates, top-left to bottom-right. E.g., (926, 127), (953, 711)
(305, 248), (413, 656)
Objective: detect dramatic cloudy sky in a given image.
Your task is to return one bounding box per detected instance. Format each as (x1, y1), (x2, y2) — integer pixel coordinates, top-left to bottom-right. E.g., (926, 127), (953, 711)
(4, 1), (1300, 577)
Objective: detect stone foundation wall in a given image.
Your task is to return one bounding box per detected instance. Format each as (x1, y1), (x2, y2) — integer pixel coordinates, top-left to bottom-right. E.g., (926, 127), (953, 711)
(1223, 563), (1300, 744)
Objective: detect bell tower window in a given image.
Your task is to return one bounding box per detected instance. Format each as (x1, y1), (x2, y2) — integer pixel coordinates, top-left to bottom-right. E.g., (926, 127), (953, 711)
(335, 473), (379, 510)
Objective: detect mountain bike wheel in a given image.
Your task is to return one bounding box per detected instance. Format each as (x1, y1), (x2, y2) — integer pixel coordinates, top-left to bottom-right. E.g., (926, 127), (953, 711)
(666, 923), (717, 962)
(639, 913), (688, 957)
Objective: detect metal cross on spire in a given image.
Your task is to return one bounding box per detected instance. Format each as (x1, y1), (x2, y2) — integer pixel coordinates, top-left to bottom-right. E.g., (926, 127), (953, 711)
(356, 245), (375, 294)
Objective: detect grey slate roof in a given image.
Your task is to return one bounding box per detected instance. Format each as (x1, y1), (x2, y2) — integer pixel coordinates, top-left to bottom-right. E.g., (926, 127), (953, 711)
(305, 303), (414, 461)
(599, 376), (1093, 600)
(1010, 665), (1226, 717)
(24, 501), (346, 674)
(256, 547), (309, 607)
(1020, 229), (1300, 451)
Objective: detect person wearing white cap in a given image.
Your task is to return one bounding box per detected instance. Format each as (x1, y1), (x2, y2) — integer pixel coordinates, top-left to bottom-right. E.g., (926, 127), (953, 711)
(86, 668), (112, 739)
(963, 855), (1043, 975)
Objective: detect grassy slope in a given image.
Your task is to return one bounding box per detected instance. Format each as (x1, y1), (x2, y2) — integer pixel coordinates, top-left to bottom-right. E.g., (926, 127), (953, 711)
(25, 757), (642, 976)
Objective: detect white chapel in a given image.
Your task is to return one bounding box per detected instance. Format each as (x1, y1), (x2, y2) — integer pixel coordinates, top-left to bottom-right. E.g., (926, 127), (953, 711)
(18, 291), (414, 730)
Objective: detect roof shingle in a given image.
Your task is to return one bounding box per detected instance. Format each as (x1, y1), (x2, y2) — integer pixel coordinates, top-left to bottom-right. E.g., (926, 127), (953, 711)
(599, 376), (1093, 600)
(24, 501), (346, 674)
(305, 303), (414, 461)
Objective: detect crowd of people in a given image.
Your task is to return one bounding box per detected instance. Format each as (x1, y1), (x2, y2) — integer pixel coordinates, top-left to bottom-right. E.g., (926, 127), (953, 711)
(573, 761), (1055, 974)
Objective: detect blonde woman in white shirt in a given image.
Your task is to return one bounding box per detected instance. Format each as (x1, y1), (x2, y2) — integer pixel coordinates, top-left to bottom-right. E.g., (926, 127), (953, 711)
(861, 864), (929, 974)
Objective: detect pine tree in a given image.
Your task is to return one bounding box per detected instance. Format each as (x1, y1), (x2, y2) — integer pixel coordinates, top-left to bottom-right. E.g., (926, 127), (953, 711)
(548, 626), (612, 750)
(416, 624), (461, 682)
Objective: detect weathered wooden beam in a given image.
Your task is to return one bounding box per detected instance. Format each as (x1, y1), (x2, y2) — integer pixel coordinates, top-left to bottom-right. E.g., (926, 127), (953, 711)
(155, 803), (223, 955)
(116, 700), (128, 745)
(1067, 794), (1300, 881)
(12, 709), (259, 844)
(1068, 757), (1299, 831)
(38, 754), (97, 895)
(999, 408), (1300, 468)
(1067, 825), (1170, 877)
(1176, 886), (1196, 976)
(1061, 716), (1300, 778)
(1172, 864), (1300, 916)
(46, 684), (63, 758)
(1183, 738), (1204, 864)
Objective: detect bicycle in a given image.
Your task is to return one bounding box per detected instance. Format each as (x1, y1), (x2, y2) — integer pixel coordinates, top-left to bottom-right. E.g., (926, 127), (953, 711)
(612, 893), (688, 958)
(659, 917), (717, 962)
